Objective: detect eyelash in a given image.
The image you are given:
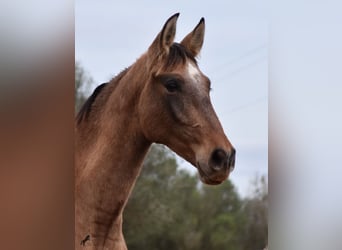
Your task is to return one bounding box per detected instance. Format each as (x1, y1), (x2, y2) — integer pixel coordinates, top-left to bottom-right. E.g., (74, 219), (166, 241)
(164, 79), (180, 93)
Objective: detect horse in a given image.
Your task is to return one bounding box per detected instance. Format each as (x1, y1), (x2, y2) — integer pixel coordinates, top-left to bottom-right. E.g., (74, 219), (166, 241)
(75, 13), (236, 250)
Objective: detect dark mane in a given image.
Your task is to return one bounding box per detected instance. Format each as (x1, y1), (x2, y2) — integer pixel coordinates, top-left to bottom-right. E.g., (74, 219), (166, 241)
(76, 44), (192, 124)
(76, 83), (108, 124)
(164, 43), (197, 69)
(76, 67), (130, 124)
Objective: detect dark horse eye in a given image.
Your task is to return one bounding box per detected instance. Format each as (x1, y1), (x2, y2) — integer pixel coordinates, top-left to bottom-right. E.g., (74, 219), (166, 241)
(164, 79), (179, 93)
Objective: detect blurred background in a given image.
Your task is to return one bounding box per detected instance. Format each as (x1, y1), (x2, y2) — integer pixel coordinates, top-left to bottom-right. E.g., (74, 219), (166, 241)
(76, 0), (268, 249)
(5, 0), (342, 250)
(269, 1), (342, 249)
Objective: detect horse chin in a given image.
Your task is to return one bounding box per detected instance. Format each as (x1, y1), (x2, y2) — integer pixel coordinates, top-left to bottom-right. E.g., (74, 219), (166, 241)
(196, 163), (225, 185)
(199, 174), (223, 185)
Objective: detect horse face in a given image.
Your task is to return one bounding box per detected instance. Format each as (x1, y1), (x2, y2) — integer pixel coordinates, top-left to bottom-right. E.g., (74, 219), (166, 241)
(138, 14), (235, 185)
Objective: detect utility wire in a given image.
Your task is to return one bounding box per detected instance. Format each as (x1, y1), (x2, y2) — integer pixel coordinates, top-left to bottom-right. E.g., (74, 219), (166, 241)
(212, 56), (267, 85)
(209, 44), (268, 76)
(209, 48), (268, 116)
(225, 96), (268, 116)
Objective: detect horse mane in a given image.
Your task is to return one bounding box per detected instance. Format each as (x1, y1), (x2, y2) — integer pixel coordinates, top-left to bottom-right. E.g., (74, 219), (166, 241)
(76, 83), (108, 124)
(76, 43), (195, 124)
(76, 68), (130, 124)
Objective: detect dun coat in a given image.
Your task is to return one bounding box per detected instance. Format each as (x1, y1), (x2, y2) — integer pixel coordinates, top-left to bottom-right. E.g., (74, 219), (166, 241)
(75, 13), (236, 250)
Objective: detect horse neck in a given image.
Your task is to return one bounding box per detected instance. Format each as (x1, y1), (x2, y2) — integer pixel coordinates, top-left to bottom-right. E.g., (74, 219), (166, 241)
(75, 57), (152, 249)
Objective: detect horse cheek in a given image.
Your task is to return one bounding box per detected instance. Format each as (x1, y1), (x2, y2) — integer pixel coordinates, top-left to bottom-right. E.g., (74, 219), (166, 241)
(165, 95), (188, 125)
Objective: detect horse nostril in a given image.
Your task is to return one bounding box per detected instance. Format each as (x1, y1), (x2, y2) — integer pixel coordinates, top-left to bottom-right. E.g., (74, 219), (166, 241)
(210, 149), (228, 171)
(228, 148), (236, 170)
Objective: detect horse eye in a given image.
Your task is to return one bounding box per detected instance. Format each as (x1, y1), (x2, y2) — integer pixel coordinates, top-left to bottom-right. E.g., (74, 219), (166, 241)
(164, 79), (179, 93)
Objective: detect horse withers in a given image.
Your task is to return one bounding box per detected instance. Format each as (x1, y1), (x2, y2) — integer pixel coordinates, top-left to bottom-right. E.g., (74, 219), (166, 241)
(75, 13), (235, 250)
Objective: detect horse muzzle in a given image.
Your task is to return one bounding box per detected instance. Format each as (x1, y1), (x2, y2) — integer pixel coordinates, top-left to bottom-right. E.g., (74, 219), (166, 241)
(196, 147), (235, 185)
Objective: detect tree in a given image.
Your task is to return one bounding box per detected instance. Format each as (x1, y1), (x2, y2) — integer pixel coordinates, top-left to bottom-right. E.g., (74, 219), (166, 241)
(75, 62), (93, 112)
(123, 145), (200, 250)
(123, 145), (247, 250)
(197, 182), (245, 250)
(241, 175), (268, 250)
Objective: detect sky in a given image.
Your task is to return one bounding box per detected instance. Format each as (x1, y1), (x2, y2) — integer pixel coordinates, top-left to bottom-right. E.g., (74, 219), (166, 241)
(268, 2), (342, 248)
(75, 0), (268, 197)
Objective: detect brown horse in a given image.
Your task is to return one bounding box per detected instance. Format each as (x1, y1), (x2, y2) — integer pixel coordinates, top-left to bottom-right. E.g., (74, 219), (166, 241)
(75, 13), (235, 250)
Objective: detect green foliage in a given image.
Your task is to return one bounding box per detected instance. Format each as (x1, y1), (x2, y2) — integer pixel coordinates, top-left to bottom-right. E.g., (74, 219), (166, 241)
(123, 145), (198, 250)
(123, 145), (268, 250)
(75, 62), (93, 113)
(240, 176), (268, 250)
(198, 182), (245, 250)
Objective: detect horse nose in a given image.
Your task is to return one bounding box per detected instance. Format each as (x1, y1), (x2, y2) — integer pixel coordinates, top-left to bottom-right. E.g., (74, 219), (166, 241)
(209, 148), (228, 171)
(209, 148), (235, 172)
(228, 148), (236, 172)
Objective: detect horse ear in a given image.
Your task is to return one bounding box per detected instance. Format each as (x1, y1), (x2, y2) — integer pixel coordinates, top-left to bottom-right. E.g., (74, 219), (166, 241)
(180, 18), (205, 57)
(149, 13), (179, 56)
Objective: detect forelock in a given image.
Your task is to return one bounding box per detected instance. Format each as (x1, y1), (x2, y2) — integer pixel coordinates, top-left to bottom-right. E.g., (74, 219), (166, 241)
(163, 43), (197, 69)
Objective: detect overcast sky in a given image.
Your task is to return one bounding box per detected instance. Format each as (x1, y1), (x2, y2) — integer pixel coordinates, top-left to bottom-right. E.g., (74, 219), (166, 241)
(75, 0), (268, 197)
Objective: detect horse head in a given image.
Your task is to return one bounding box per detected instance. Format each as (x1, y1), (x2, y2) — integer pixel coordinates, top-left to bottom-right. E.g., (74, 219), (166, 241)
(138, 13), (235, 185)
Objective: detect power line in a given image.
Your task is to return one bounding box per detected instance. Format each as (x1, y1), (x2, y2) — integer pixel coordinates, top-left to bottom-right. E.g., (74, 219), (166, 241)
(225, 96), (268, 115)
(212, 56), (267, 84)
(207, 47), (268, 117)
(209, 44), (268, 76)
